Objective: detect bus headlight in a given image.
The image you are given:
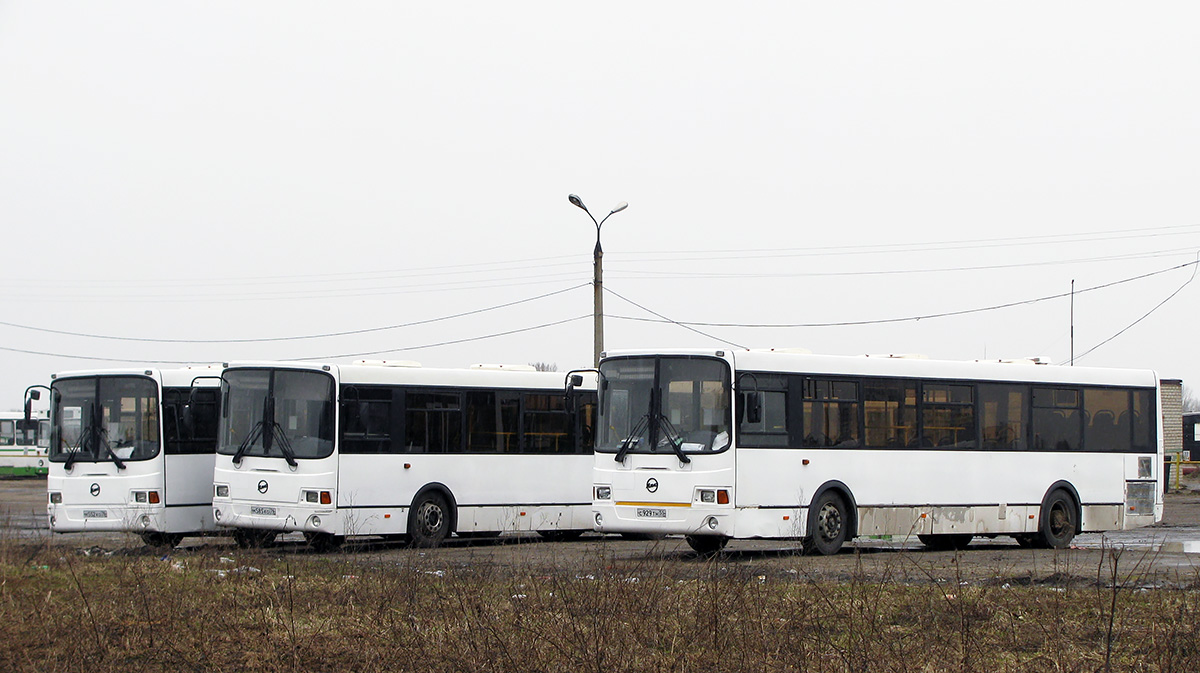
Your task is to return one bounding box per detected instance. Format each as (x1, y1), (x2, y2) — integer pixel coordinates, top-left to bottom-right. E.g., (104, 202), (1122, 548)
(303, 490), (333, 505)
(49, 492), (62, 504)
(697, 489), (730, 504)
(215, 485), (229, 498)
(706, 516), (719, 530)
(594, 513), (604, 527)
(594, 486), (612, 500)
(309, 515), (321, 528)
(140, 515), (151, 528)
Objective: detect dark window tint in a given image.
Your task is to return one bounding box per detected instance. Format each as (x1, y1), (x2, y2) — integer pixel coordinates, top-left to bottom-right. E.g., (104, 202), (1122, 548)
(1032, 387), (1081, 451)
(466, 391), (519, 453)
(802, 379), (859, 448)
(921, 384), (975, 449)
(863, 379), (917, 448)
(1084, 388), (1130, 452)
(406, 392), (461, 453)
(738, 375), (790, 448)
(1131, 389), (1154, 452)
(341, 387), (399, 454)
(523, 393), (575, 453)
(164, 388), (219, 455)
(979, 384), (1028, 451)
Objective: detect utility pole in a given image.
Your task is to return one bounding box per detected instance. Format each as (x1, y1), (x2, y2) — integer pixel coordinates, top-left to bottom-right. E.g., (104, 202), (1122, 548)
(568, 194), (628, 368)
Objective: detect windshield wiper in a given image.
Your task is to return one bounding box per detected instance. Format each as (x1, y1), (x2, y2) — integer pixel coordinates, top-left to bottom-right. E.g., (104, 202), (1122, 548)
(268, 422), (299, 468)
(653, 414), (691, 464)
(231, 421), (265, 465)
(614, 413), (650, 463)
(96, 426), (126, 470)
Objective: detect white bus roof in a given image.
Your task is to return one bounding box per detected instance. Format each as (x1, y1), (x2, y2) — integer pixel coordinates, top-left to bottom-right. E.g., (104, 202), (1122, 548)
(221, 361), (596, 390)
(602, 348), (1159, 388)
(51, 364), (224, 388)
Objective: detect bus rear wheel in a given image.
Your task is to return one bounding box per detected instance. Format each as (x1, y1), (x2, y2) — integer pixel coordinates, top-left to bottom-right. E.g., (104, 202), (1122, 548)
(1038, 490), (1078, 549)
(140, 532), (183, 549)
(408, 492), (451, 548)
(803, 491), (849, 556)
(685, 535), (729, 555)
(918, 534), (973, 551)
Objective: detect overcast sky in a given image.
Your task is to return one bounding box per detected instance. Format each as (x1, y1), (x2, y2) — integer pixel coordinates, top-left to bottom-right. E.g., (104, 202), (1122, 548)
(2, 2), (1198, 411)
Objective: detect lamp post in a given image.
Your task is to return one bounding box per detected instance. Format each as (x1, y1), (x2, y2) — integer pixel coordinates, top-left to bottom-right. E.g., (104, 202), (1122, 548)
(568, 194), (628, 367)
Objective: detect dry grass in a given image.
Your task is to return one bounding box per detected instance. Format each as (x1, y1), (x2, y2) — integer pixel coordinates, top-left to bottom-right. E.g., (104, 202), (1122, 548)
(2, 539), (1200, 673)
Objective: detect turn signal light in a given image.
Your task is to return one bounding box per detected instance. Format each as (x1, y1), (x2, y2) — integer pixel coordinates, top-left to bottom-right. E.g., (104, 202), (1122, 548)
(320, 491), (331, 505)
(148, 491), (160, 504)
(717, 490), (730, 505)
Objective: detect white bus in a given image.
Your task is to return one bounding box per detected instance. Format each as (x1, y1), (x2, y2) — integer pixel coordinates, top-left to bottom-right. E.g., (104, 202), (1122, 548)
(0, 409), (50, 477)
(212, 361), (597, 549)
(589, 348), (1163, 554)
(46, 366), (223, 547)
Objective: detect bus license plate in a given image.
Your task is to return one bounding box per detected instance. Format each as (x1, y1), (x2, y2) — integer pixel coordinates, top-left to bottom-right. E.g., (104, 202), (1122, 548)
(636, 507), (667, 519)
(250, 506), (277, 516)
(83, 510), (107, 518)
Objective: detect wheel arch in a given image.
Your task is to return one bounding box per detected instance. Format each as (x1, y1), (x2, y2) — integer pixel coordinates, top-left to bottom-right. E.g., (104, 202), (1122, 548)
(1040, 480), (1082, 531)
(808, 480), (859, 539)
(411, 482), (459, 533)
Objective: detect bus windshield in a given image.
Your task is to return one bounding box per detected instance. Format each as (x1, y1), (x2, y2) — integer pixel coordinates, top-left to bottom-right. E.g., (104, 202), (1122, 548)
(597, 356), (731, 455)
(218, 369), (335, 461)
(50, 376), (161, 463)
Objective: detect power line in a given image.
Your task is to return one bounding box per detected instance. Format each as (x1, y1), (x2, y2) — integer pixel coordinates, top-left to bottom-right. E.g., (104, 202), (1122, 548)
(602, 287), (746, 349)
(1066, 252), (1200, 364)
(294, 315), (591, 361)
(606, 247), (1198, 280)
(0, 283), (590, 344)
(617, 223), (1200, 259)
(607, 259), (1200, 329)
(0, 314), (593, 364)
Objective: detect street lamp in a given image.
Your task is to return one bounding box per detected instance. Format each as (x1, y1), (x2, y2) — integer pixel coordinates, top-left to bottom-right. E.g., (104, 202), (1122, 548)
(568, 194), (628, 367)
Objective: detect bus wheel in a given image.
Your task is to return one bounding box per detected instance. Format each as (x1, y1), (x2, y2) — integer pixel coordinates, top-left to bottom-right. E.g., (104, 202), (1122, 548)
(304, 532), (344, 552)
(233, 529), (275, 549)
(1039, 490), (1078, 549)
(918, 534), (973, 551)
(803, 492), (849, 556)
(409, 493), (451, 548)
(140, 532), (183, 549)
(685, 535), (729, 555)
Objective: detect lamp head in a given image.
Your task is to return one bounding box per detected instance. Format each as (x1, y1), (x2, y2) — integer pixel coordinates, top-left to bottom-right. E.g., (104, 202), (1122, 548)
(568, 194), (587, 211)
(610, 201), (628, 214)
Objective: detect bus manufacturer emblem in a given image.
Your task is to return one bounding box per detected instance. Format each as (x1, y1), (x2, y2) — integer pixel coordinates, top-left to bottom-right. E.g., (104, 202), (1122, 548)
(90, 483), (100, 497)
(258, 480), (269, 494)
(646, 478), (659, 493)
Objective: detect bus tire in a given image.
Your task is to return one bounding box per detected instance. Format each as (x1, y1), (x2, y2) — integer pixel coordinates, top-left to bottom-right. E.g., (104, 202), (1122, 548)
(408, 492), (452, 548)
(685, 535), (729, 555)
(918, 534), (973, 551)
(140, 532), (183, 549)
(1038, 489), (1078, 549)
(233, 529), (275, 549)
(803, 491), (849, 556)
